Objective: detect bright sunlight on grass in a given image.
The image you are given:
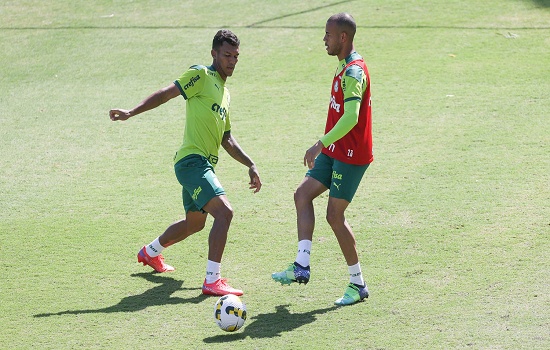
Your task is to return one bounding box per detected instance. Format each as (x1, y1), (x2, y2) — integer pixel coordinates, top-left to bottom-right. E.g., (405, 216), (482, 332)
(1, 1), (548, 349)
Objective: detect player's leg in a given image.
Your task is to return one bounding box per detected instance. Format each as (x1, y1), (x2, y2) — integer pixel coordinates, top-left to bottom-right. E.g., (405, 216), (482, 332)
(138, 213), (206, 273)
(326, 197), (358, 266)
(329, 199), (369, 305)
(159, 211), (208, 248)
(272, 154), (331, 285)
(137, 156), (211, 273)
(173, 155), (241, 296)
(328, 160), (370, 305)
(138, 211), (208, 273)
(201, 194), (243, 296)
(295, 176), (329, 242)
(202, 194), (233, 264)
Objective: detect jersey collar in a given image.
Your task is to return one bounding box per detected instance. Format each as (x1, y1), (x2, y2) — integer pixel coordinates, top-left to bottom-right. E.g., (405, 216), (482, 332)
(339, 51), (362, 69)
(207, 65), (225, 85)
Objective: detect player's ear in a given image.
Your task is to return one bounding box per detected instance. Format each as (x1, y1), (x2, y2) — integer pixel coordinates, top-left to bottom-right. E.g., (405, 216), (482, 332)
(341, 31), (347, 43)
(211, 49), (216, 60)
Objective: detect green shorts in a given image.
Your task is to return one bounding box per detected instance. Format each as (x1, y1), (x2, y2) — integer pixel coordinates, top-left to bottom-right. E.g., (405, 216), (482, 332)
(306, 153), (369, 202)
(174, 155), (225, 213)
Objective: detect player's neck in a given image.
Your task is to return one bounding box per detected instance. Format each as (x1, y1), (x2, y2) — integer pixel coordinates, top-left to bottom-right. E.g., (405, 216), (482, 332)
(211, 62), (227, 81)
(337, 45), (355, 61)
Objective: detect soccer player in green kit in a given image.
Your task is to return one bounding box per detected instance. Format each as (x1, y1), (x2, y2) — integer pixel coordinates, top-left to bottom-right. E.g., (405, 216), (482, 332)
(110, 30), (261, 296)
(272, 13), (372, 306)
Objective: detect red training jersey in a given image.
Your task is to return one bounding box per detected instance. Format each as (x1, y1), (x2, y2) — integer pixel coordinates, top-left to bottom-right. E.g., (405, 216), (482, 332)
(322, 58), (373, 165)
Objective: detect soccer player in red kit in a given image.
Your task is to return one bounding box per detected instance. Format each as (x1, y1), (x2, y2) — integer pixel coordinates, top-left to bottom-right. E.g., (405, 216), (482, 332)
(272, 13), (372, 306)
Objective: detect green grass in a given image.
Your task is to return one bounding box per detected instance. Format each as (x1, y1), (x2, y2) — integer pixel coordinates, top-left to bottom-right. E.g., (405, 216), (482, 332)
(1, 1), (549, 349)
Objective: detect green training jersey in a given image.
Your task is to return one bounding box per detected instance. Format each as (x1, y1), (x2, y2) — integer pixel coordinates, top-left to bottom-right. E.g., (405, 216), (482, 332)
(173, 65), (231, 166)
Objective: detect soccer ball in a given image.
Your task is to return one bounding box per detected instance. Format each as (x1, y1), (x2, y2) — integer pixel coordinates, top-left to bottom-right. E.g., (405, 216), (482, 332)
(214, 294), (247, 332)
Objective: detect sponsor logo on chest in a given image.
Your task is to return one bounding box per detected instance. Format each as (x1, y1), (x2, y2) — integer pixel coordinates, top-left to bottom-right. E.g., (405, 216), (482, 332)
(330, 95), (341, 113)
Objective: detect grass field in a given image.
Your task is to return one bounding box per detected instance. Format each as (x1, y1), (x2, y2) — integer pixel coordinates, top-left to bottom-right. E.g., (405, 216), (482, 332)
(1, 1), (549, 349)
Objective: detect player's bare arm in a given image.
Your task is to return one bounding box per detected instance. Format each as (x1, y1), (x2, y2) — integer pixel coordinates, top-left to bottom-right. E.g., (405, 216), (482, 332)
(221, 132), (262, 193)
(109, 83), (181, 121)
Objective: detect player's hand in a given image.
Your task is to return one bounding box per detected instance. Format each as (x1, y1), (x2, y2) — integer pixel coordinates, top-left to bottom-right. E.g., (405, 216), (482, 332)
(248, 165), (262, 193)
(304, 140), (324, 169)
(109, 109), (133, 121)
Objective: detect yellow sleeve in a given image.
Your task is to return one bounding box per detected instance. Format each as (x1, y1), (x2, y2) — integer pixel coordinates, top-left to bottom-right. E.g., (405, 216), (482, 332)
(319, 99), (361, 146)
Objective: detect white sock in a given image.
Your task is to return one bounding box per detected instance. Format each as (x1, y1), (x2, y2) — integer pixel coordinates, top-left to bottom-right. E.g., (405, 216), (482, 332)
(205, 260), (221, 284)
(348, 262), (365, 286)
(295, 240), (312, 267)
(145, 238), (164, 257)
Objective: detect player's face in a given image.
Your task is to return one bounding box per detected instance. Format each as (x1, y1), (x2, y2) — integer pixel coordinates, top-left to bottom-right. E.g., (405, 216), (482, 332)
(212, 42), (239, 81)
(323, 21), (342, 57)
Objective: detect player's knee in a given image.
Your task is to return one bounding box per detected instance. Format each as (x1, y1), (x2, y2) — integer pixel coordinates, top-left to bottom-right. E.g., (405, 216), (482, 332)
(216, 204), (234, 223)
(205, 196), (234, 223)
(293, 190), (301, 205)
(294, 188), (310, 207)
(225, 206), (234, 222)
(326, 208), (344, 228)
(192, 221), (206, 233)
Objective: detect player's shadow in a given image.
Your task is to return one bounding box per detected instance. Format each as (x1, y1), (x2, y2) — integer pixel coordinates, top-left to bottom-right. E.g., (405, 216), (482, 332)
(203, 304), (338, 342)
(34, 272), (205, 317)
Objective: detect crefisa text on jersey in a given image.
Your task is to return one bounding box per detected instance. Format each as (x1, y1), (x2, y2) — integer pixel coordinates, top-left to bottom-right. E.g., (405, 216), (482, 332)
(211, 103), (227, 120)
(184, 75), (201, 90)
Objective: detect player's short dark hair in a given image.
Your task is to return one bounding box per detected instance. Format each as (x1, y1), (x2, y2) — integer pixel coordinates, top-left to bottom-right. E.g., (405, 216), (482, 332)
(328, 13), (356, 39)
(212, 29), (240, 50)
